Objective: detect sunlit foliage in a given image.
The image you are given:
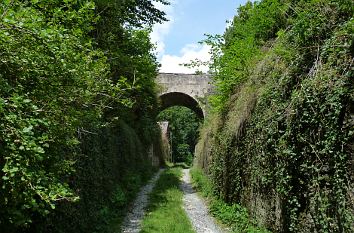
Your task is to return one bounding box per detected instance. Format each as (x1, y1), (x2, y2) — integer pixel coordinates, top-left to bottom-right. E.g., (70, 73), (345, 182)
(0, 0), (168, 231)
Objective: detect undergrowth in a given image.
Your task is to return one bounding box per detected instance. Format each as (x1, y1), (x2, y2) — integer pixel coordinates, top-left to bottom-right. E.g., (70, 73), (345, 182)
(190, 168), (270, 233)
(30, 121), (159, 233)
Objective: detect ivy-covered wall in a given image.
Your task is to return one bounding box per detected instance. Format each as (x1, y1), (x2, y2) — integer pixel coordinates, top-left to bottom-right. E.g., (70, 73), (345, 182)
(195, 0), (353, 232)
(29, 120), (163, 233)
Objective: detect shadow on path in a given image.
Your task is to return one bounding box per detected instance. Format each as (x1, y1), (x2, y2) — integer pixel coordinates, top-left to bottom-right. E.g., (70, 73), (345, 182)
(121, 169), (163, 233)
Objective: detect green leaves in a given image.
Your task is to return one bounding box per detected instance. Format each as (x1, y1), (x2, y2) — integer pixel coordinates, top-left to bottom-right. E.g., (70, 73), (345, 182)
(157, 106), (202, 164)
(0, 94), (68, 226)
(205, 0), (289, 111)
(1, 0), (166, 231)
(0, 0), (106, 229)
(195, 0), (354, 232)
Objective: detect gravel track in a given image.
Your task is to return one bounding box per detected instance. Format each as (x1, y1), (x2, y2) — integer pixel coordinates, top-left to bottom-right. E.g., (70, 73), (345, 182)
(180, 169), (225, 233)
(120, 168), (224, 233)
(120, 169), (163, 233)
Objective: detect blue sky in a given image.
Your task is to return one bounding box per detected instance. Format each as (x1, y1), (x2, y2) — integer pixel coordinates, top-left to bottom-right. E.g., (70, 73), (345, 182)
(151, 0), (250, 73)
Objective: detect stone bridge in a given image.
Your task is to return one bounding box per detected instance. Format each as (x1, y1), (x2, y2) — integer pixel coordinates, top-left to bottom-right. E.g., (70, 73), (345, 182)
(157, 73), (213, 118)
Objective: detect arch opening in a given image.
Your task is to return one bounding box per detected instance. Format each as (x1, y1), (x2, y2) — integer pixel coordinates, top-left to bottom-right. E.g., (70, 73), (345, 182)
(157, 106), (202, 165)
(159, 92), (204, 119)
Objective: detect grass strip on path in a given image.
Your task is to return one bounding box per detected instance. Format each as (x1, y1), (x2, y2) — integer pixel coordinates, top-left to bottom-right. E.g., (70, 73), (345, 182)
(140, 167), (195, 233)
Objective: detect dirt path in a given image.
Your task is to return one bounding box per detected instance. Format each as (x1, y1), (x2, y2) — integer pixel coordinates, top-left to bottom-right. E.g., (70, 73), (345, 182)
(180, 169), (225, 233)
(121, 169), (163, 233)
(121, 168), (224, 233)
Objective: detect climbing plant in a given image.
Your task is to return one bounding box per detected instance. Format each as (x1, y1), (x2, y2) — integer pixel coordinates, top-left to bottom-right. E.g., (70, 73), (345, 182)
(0, 0), (168, 232)
(195, 0), (354, 232)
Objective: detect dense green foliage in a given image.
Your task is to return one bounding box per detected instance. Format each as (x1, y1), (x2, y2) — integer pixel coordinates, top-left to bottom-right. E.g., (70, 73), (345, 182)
(32, 121), (162, 233)
(204, 0), (288, 110)
(141, 167), (195, 233)
(196, 0), (353, 232)
(157, 106), (202, 165)
(0, 0), (168, 232)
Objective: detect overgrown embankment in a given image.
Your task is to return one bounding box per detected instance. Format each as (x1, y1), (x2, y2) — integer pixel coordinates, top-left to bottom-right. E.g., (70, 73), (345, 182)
(195, 0), (353, 232)
(0, 1), (168, 233)
(31, 121), (164, 233)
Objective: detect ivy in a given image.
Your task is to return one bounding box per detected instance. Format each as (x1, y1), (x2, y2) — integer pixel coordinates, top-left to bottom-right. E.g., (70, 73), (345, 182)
(0, 0), (167, 231)
(196, 0), (354, 232)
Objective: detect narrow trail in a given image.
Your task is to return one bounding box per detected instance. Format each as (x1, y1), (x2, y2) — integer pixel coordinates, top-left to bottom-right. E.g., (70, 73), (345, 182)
(121, 168), (224, 233)
(121, 169), (163, 233)
(180, 169), (225, 233)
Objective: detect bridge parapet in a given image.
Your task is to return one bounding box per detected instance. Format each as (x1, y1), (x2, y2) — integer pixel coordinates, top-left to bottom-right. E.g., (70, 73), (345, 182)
(157, 73), (213, 118)
(157, 73), (212, 98)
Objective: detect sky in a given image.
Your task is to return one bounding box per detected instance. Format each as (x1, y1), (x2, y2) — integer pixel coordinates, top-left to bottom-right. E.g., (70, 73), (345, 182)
(151, 0), (250, 74)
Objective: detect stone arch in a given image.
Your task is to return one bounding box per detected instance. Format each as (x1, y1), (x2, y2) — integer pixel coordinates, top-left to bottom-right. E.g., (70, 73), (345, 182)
(159, 92), (204, 118)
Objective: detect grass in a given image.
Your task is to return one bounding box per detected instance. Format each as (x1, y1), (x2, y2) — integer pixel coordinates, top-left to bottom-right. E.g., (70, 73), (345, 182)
(190, 167), (271, 233)
(140, 167), (195, 233)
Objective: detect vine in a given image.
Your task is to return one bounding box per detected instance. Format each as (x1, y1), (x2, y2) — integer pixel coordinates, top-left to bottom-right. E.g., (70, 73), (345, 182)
(195, 0), (353, 231)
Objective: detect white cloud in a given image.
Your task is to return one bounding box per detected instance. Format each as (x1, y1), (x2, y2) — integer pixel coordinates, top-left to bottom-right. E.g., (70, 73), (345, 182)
(150, 0), (211, 74)
(150, 21), (171, 55)
(150, 1), (175, 56)
(159, 44), (211, 74)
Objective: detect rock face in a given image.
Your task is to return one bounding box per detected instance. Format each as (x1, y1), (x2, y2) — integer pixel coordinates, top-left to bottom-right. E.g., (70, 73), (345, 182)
(157, 73), (213, 118)
(158, 121), (172, 162)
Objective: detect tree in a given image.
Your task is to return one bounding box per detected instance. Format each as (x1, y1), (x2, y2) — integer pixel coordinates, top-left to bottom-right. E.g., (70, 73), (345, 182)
(157, 106), (202, 165)
(0, 0), (169, 230)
